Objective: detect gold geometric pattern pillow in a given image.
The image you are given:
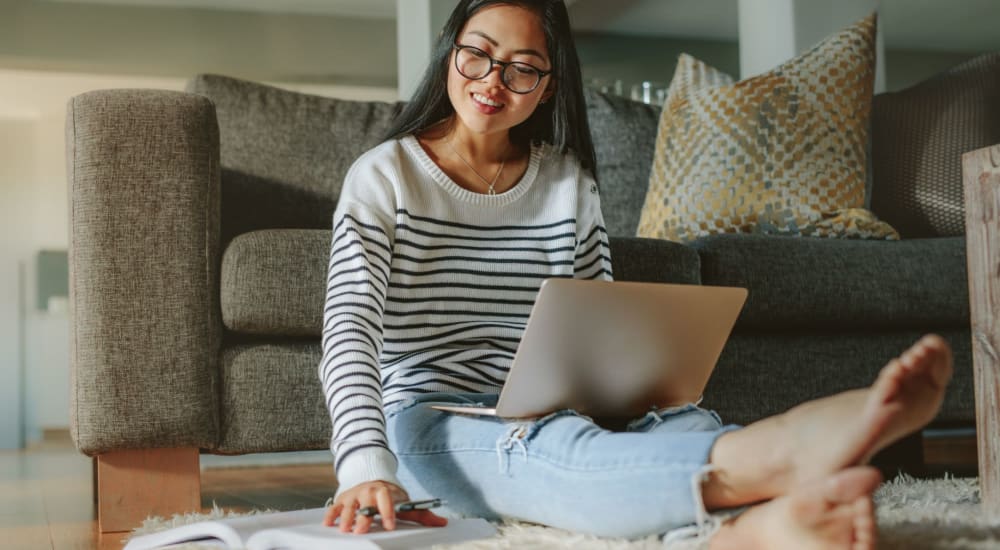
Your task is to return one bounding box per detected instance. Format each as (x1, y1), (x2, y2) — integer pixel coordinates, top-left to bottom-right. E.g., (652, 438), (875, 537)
(637, 14), (899, 242)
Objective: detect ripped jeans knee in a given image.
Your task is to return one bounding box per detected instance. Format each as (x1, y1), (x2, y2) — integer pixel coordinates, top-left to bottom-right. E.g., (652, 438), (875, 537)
(625, 402), (724, 433)
(495, 409), (592, 475)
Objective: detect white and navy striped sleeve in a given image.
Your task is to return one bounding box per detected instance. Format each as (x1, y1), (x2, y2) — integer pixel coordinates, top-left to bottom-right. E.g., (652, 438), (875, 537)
(574, 172), (614, 281)
(320, 158), (401, 497)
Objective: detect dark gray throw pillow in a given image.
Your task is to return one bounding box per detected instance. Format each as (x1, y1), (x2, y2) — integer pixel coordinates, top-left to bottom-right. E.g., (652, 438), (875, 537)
(584, 88), (661, 237)
(870, 53), (1000, 238)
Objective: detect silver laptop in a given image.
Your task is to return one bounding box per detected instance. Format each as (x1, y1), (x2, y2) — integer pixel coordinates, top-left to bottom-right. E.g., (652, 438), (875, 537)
(431, 279), (747, 419)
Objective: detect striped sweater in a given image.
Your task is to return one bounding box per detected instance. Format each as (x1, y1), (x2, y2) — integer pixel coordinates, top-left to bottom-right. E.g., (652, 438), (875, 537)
(320, 135), (613, 495)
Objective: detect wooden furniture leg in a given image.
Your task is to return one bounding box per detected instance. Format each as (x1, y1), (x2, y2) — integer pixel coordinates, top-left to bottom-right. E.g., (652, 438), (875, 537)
(963, 144), (1000, 521)
(96, 448), (201, 533)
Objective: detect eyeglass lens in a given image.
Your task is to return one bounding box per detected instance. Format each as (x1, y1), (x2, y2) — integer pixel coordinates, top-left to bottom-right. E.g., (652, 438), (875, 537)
(456, 47), (542, 93)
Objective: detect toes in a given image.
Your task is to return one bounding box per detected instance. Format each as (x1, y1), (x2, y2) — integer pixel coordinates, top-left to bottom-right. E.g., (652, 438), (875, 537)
(893, 334), (954, 388)
(921, 334), (954, 386)
(851, 496), (877, 550)
(919, 333), (950, 353)
(824, 467), (882, 504)
(873, 359), (905, 403)
(915, 334), (951, 365)
(905, 335), (954, 387)
(899, 346), (925, 369)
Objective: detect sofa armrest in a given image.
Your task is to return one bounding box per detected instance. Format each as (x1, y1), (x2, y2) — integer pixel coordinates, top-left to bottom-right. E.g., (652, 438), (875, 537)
(68, 89), (222, 455)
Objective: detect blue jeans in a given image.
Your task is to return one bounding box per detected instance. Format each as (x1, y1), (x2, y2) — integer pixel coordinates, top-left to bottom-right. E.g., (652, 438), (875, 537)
(385, 392), (740, 539)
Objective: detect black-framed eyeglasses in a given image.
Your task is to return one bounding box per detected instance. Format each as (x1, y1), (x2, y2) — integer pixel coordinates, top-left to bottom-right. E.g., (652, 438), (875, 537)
(453, 44), (552, 94)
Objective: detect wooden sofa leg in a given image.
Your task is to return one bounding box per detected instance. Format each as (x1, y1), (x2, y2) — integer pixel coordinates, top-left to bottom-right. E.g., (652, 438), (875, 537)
(96, 448), (201, 533)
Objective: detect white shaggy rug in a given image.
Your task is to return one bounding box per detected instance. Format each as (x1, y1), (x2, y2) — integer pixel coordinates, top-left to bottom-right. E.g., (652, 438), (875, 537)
(131, 474), (1000, 549)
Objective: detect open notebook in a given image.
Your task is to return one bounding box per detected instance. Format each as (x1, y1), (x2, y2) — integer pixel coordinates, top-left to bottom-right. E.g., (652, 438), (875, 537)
(122, 507), (496, 550)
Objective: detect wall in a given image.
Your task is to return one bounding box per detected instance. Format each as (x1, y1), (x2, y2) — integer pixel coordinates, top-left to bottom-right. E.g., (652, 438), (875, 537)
(574, 32), (740, 95)
(1, 0), (397, 87)
(396, 0), (459, 100)
(0, 117), (35, 448)
(884, 48), (984, 92)
(0, 69), (396, 448)
(574, 32), (982, 96)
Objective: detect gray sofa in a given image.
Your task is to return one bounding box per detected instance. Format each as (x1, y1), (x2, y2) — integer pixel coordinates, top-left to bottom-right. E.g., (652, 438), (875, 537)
(67, 73), (977, 527)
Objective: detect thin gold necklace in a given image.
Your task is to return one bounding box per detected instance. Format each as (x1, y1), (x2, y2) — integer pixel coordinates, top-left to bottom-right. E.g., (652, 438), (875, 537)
(446, 137), (507, 195)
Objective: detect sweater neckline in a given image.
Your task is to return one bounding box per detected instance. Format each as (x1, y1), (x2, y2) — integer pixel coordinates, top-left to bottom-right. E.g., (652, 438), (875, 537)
(401, 134), (543, 205)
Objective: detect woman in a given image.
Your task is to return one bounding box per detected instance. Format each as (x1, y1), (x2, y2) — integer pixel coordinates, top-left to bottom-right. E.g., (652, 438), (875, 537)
(319, 1), (953, 547)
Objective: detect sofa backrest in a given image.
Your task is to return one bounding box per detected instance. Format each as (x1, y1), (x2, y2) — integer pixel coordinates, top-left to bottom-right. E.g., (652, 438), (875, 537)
(186, 74), (661, 241)
(185, 74), (407, 245)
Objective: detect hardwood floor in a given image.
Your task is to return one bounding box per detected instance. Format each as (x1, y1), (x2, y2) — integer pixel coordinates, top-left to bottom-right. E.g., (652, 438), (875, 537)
(1, 445), (335, 550)
(1, 432), (979, 550)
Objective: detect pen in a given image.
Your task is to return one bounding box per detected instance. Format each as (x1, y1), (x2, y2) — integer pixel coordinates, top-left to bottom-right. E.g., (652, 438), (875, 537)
(357, 498), (444, 517)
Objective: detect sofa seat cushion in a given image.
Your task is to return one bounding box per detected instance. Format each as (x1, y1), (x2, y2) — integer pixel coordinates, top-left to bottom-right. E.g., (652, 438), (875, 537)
(705, 328), (972, 426)
(691, 234), (969, 330)
(221, 230), (701, 336)
(218, 342), (329, 453)
(214, 329), (974, 454)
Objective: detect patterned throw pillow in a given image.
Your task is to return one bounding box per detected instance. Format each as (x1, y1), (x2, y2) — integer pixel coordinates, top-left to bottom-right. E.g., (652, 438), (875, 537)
(637, 14), (899, 242)
(870, 53), (1000, 238)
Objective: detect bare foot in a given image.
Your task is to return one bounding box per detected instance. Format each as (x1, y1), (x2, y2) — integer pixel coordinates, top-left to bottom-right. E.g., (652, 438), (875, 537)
(704, 334), (952, 508)
(709, 466), (881, 550)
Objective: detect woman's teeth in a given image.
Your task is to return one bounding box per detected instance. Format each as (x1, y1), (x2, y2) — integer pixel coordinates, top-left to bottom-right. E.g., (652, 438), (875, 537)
(473, 93), (503, 108)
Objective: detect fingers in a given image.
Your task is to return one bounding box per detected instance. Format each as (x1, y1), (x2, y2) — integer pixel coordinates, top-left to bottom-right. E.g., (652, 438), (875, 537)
(323, 503), (341, 527)
(376, 488), (396, 530)
(326, 481), (413, 534)
(338, 499), (359, 533)
(352, 512), (374, 534)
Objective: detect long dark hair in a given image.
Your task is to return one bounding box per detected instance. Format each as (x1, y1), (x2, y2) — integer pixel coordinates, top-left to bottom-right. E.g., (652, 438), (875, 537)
(381, 0), (597, 179)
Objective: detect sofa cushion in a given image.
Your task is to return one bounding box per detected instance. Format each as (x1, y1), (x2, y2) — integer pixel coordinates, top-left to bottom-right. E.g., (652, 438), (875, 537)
(691, 234), (969, 330)
(870, 53), (1000, 238)
(229, 334), (960, 455)
(706, 328), (973, 426)
(609, 237), (701, 285)
(221, 231), (701, 336)
(584, 88), (661, 237)
(218, 342), (329, 453)
(214, 327), (974, 453)
(221, 229), (331, 336)
(637, 16), (898, 242)
(186, 74), (406, 244)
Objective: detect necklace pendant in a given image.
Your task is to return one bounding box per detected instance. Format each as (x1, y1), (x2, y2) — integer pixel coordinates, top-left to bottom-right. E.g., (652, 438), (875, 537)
(445, 137), (507, 197)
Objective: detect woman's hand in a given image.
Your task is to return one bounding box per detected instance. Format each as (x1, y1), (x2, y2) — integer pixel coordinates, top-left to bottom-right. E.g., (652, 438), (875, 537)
(323, 480), (448, 534)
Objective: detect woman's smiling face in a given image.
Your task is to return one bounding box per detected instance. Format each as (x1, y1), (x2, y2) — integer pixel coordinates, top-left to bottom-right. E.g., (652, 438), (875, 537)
(447, 4), (553, 138)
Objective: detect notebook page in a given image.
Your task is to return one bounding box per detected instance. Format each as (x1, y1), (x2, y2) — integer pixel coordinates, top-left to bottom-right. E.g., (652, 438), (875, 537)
(247, 517), (497, 550)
